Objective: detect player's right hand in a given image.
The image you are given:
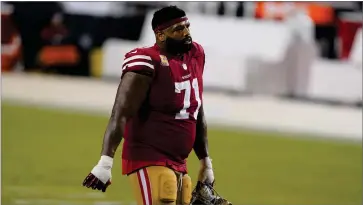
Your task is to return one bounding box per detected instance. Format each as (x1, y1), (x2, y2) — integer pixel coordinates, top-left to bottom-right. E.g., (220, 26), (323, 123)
(82, 156), (113, 192)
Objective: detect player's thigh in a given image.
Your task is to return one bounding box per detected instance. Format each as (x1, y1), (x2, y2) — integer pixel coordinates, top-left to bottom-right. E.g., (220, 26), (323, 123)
(129, 166), (178, 205)
(179, 174), (192, 205)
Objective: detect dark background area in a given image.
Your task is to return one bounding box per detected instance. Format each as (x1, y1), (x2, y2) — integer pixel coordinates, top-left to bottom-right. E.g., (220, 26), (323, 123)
(3, 1), (363, 76)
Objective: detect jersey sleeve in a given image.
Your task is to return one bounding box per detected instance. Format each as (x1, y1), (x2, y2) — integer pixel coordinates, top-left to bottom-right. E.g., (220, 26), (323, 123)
(193, 42), (206, 73)
(200, 45), (206, 71)
(121, 49), (155, 78)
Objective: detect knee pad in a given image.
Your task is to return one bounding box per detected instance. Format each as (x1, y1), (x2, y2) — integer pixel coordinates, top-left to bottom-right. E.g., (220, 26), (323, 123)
(159, 171), (177, 203)
(182, 174), (192, 204)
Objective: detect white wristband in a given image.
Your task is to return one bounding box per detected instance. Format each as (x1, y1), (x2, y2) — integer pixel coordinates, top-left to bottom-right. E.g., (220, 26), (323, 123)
(98, 155), (113, 168)
(200, 157), (212, 169)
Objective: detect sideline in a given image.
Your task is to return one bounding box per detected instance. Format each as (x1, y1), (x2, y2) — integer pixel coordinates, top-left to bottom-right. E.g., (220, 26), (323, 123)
(2, 73), (362, 141)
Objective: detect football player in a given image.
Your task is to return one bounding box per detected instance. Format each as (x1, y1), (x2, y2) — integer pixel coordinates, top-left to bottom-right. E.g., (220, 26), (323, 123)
(82, 5), (217, 204)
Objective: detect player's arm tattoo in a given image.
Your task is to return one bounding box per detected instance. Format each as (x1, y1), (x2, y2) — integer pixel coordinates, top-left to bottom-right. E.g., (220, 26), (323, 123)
(194, 105), (209, 159)
(101, 72), (152, 157)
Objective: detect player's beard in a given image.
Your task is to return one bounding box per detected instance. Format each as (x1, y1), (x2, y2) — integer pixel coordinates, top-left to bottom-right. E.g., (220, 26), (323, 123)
(165, 36), (192, 55)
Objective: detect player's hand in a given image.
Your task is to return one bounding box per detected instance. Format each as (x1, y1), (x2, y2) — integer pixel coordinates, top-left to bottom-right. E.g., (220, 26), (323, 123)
(198, 157), (215, 184)
(82, 156), (113, 192)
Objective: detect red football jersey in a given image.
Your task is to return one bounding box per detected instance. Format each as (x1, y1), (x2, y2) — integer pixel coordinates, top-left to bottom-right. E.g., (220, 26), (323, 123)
(120, 42), (205, 175)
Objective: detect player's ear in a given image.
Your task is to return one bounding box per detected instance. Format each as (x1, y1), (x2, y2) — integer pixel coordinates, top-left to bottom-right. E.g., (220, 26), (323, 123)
(156, 31), (166, 42)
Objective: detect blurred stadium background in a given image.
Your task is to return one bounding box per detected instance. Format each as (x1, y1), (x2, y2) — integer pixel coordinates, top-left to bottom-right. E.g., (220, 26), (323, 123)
(1, 1), (362, 205)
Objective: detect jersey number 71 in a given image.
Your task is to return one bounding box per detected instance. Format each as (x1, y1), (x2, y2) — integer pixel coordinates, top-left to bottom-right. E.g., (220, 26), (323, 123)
(175, 78), (201, 120)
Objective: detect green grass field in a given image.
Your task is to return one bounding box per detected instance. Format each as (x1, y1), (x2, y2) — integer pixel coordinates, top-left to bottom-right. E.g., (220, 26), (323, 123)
(2, 102), (362, 205)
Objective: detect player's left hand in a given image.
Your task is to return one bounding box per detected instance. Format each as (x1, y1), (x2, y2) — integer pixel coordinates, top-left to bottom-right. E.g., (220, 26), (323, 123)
(198, 157), (215, 184)
(82, 156), (113, 192)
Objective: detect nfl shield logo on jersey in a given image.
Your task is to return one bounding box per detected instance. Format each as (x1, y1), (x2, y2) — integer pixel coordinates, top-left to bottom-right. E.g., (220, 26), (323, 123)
(160, 55), (169, 66)
(182, 63), (187, 70)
